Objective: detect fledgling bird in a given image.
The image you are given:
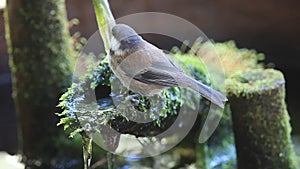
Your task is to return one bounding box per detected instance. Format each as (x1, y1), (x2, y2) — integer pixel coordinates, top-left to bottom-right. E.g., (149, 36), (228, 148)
(109, 24), (227, 108)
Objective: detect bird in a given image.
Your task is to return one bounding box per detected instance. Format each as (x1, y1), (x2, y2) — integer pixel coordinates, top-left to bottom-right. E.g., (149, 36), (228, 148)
(109, 24), (227, 108)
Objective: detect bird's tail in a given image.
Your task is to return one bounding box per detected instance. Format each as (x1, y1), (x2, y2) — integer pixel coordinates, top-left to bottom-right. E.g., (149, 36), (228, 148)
(181, 76), (228, 109)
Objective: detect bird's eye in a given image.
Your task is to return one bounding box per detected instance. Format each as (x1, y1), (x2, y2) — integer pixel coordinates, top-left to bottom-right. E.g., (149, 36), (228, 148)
(109, 49), (115, 56)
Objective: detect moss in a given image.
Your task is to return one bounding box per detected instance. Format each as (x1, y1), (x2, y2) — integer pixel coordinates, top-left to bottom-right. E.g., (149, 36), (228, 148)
(226, 69), (284, 98)
(226, 69), (297, 169)
(211, 41), (265, 77)
(5, 0), (75, 168)
(6, 0), (74, 105)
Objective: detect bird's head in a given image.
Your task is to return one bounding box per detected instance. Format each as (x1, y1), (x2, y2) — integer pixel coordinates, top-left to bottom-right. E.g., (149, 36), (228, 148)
(110, 24), (143, 56)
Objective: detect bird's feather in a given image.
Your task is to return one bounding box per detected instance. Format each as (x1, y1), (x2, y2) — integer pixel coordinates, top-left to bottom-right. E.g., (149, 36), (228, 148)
(133, 69), (179, 87)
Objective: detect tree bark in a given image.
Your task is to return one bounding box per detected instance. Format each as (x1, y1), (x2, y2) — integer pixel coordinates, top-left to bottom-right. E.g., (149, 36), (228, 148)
(4, 0), (74, 168)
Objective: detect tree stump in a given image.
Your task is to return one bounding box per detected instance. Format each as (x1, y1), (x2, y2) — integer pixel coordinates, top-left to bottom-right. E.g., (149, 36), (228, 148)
(226, 69), (298, 169)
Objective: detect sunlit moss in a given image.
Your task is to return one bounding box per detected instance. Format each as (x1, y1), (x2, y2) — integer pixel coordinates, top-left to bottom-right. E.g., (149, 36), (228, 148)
(191, 40), (264, 78)
(211, 41), (264, 77)
(226, 69), (284, 98)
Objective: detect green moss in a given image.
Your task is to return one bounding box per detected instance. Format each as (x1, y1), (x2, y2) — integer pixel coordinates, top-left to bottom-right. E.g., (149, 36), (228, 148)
(6, 0), (74, 106)
(227, 69), (297, 169)
(226, 69), (284, 98)
(212, 41), (264, 76)
(189, 40), (264, 79)
(5, 0), (75, 167)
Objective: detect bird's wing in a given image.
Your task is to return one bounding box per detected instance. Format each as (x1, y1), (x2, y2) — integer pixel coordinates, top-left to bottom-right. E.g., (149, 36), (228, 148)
(125, 43), (184, 87)
(133, 58), (184, 87)
(133, 68), (179, 87)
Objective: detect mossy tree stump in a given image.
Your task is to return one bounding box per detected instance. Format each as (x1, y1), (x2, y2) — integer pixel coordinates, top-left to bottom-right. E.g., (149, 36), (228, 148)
(5, 0), (74, 168)
(226, 69), (298, 169)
